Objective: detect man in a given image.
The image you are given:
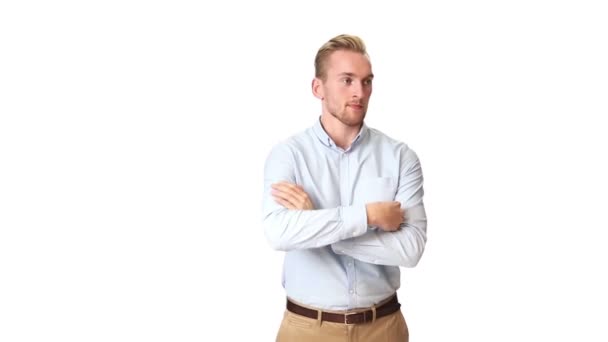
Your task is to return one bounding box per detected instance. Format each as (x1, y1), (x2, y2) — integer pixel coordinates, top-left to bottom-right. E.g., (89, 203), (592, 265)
(262, 34), (427, 342)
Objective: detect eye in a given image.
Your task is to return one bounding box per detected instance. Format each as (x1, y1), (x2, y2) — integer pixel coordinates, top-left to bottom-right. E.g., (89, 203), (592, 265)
(364, 79), (373, 85)
(342, 78), (353, 85)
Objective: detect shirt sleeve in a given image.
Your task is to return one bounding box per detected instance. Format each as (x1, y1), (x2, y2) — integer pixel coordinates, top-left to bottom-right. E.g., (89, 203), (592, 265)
(262, 143), (368, 251)
(331, 145), (427, 267)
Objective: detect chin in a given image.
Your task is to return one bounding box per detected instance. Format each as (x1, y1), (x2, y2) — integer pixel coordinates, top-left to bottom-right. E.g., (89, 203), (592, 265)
(344, 117), (365, 127)
(347, 112), (366, 125)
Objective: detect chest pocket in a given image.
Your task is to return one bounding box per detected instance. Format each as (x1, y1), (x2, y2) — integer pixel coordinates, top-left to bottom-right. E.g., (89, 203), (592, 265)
(354, 177), (398, 203)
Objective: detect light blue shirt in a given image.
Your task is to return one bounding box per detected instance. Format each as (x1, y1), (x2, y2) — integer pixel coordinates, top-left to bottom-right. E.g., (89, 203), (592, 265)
(262, 117), (427, 310)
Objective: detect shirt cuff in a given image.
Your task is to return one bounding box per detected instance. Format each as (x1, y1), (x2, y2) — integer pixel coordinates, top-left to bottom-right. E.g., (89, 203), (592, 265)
(340, 203), (368, 240)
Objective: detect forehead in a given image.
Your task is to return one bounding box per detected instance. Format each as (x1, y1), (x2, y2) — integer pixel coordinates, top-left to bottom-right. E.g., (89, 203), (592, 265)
(326, 50), (372, 77)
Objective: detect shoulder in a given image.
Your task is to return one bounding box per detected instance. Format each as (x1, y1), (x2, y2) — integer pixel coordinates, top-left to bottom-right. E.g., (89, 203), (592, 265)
(265, 127), (315, 161)
(366, 126), (420, 161)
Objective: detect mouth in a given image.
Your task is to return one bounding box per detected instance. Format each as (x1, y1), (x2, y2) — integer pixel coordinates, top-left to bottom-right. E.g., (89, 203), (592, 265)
(348, 103), (364, 110)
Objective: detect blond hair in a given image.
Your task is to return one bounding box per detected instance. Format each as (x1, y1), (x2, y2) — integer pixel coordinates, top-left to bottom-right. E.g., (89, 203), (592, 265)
(314, 34), (368, 81)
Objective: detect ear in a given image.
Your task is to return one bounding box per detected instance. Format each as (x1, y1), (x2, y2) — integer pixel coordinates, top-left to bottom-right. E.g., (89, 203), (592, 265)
(311, 78), (324, 100)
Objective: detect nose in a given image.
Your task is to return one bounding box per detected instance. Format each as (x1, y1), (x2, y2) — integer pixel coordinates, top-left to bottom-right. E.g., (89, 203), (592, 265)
(351, 81), (363, 98)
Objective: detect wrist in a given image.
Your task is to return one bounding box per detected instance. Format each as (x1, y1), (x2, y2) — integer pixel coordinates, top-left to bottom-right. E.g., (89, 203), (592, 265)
(365, 204), (376, 226)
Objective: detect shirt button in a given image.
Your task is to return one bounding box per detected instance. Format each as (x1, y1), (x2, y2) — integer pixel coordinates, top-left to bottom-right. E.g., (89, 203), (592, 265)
(349, 289), (354, 294)
(348, 262), (353, 267)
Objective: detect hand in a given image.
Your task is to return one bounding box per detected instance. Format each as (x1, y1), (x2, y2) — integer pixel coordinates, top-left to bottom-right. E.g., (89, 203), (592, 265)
(271, 182), (315, 210)
(366, 201), (405, 232)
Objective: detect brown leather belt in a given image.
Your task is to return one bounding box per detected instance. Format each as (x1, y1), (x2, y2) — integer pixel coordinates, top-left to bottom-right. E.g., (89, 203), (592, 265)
(286, 294), (401, 325)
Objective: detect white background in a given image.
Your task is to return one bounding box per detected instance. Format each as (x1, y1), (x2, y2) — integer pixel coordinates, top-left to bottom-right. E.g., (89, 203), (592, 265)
(1, 1), (607, 341)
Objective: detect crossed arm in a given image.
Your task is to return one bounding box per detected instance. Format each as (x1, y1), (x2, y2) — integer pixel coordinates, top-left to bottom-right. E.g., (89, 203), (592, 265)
(262, 145), (427, 267)
(271, 182), (404, 232)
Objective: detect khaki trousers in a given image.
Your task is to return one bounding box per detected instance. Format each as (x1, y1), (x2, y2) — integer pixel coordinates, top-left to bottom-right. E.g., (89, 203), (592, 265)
(276, 308), (409, 342)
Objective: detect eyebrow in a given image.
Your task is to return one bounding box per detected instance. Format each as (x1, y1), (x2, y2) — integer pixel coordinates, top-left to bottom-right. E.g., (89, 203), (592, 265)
(338, 72), (374, 79)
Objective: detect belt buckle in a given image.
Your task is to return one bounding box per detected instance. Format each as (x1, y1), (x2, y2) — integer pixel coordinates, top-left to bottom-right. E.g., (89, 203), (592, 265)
(344, 311), (365, 325)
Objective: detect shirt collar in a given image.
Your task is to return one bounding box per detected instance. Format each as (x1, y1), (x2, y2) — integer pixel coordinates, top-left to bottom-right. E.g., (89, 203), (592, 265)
(312, 116), (368, 150)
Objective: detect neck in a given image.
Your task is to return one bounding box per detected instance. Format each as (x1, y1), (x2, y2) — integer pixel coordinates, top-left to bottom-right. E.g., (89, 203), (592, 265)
(320, 113), (362, 150)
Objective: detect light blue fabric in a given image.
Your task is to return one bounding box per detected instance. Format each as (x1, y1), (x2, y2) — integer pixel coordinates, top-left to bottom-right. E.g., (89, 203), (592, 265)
(262, 117), (427, 310)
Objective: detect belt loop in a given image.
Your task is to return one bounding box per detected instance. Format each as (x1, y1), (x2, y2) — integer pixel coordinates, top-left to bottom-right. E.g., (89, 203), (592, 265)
(316, 309), (322, 326)
(371, 304), (377, 323)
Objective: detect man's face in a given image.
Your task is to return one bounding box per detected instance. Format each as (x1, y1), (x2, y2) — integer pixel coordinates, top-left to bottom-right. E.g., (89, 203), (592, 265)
(319, 50), (374, 127)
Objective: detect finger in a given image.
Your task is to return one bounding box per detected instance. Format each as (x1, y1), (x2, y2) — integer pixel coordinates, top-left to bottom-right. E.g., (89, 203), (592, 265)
(273, 184), (307, 204)
(273, 183), (313, 210)
(272, 182), (297, 193)
(275, 182), (305, 197)
(271, 182), (295, 193)
(276, 182), (306, 194)
(287, 184), (309, 202)
(273, 181), (298, 189)
(271, 189), (293, 202)
(273, 196), (295, 209)
(271, 181), (289, 188)
(272, 188), (302, 207)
